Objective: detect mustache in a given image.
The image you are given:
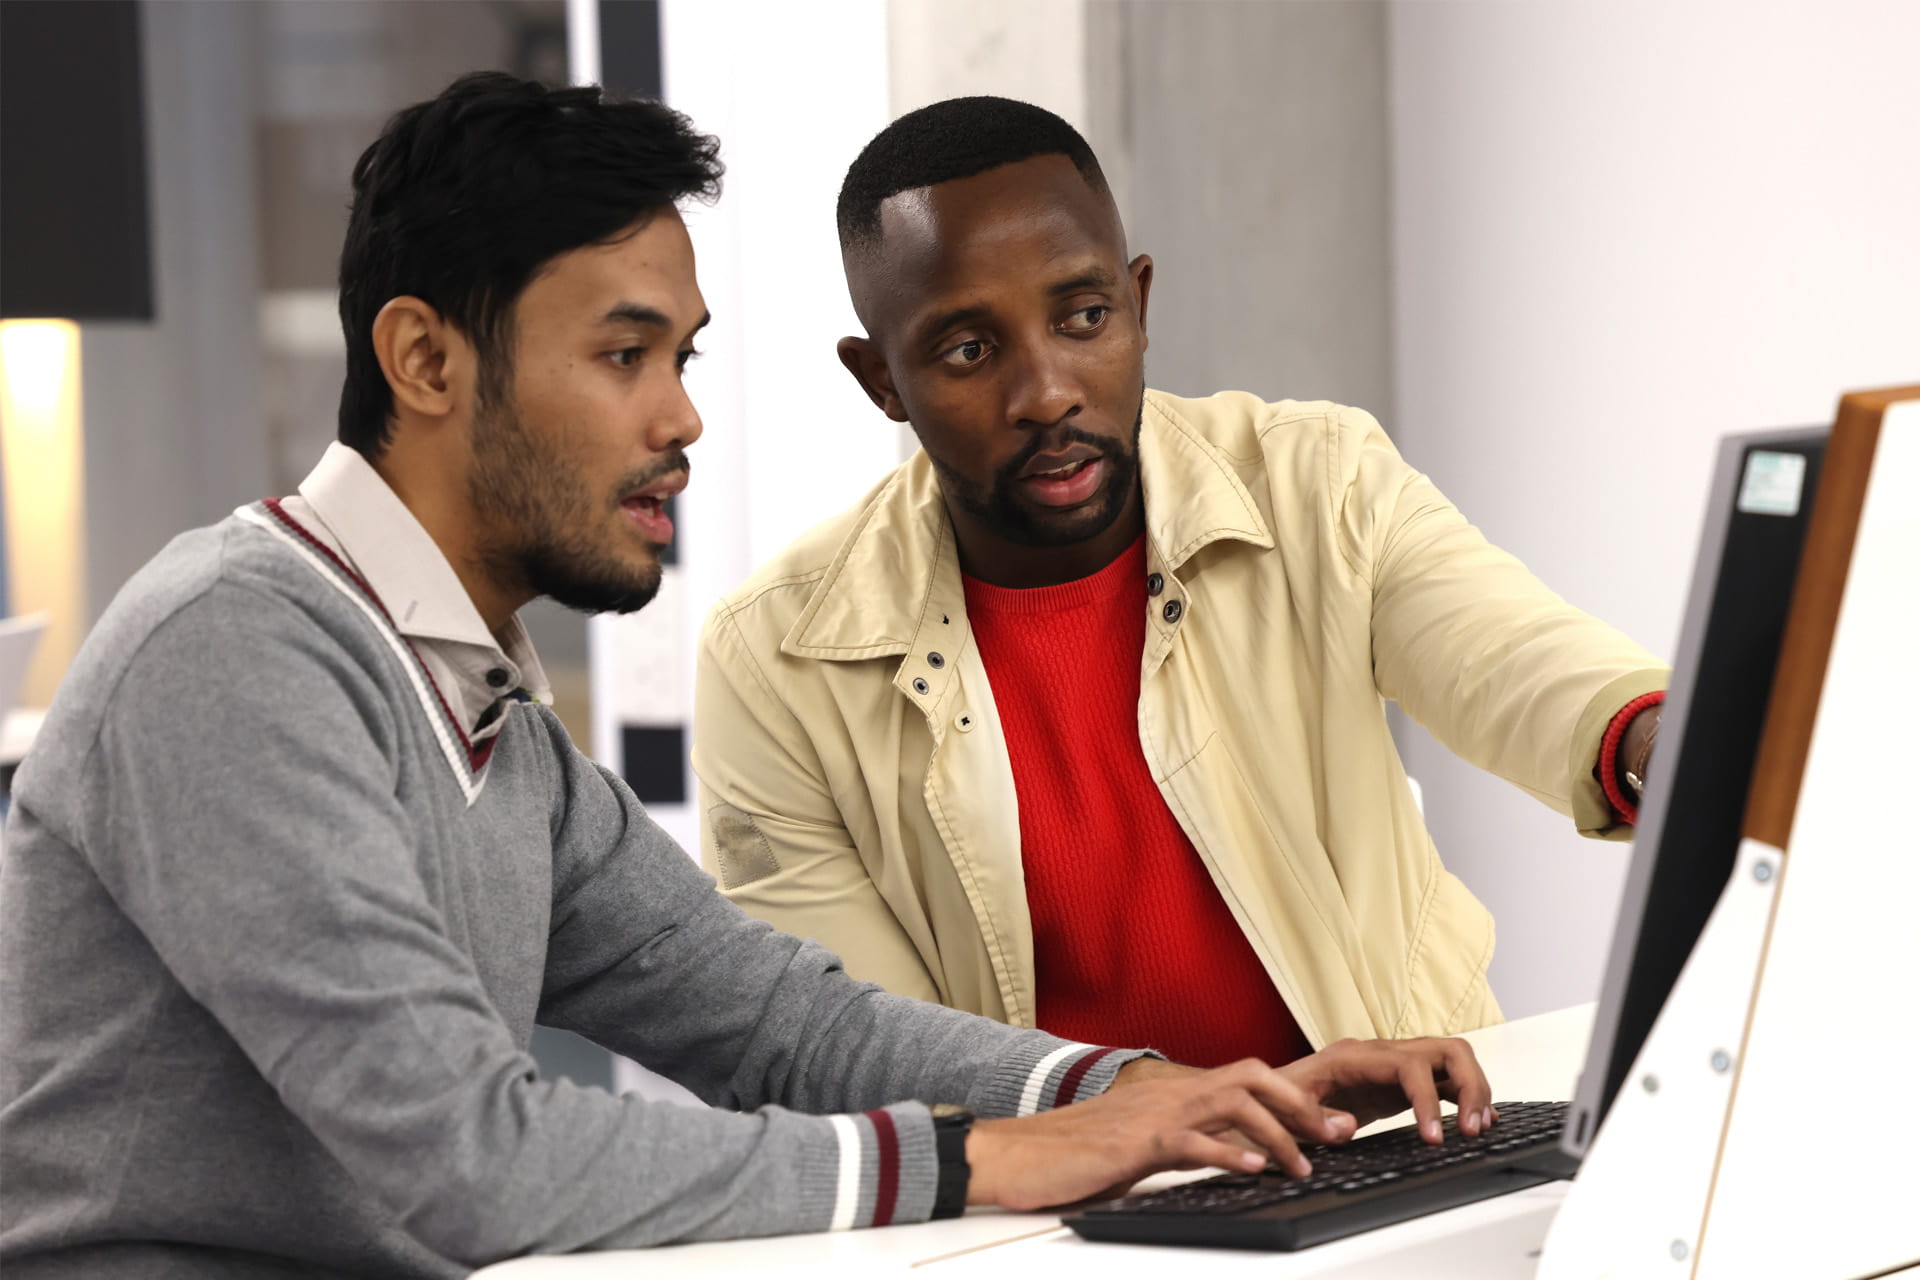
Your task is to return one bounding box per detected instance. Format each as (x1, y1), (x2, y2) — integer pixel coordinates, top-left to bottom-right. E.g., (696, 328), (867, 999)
(615, 449), (691, 500)
(995, 426), (1124, 485)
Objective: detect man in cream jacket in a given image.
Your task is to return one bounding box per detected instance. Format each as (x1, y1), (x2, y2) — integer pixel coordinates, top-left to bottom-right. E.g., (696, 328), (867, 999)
(693, 97), (1666, 1067)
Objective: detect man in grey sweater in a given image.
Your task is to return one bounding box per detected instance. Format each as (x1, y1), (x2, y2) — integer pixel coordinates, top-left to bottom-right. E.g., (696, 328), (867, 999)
(0, 74), (1494, 1278)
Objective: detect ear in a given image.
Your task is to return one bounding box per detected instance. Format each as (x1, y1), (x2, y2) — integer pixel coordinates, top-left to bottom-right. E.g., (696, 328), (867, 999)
(836, 335), (909, 423)
(1128, 253), (1154, 351)
(371, 296), (471, 425)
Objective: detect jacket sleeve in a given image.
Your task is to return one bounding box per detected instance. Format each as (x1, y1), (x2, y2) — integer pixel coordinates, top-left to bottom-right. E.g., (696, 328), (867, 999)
(76, 585), (1126, 1262)
(1338, 409), (1669, 837)
(689, 602), (944, 1004)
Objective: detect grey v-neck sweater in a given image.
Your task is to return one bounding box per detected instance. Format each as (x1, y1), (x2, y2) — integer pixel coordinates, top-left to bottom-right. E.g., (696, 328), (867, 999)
(0, 503), (1141, 1278)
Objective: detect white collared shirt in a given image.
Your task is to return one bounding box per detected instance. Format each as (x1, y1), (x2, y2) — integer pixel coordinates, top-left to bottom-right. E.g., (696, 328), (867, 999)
(277, 443), (553, 744)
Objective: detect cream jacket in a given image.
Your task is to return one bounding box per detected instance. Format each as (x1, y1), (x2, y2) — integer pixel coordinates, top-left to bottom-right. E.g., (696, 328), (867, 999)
(693, 392), (1667, 1047)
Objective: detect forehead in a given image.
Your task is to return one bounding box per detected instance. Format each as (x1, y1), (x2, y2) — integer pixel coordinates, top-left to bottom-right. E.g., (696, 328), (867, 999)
(519, 210), (705, 325)
(853, 155), (1125, 332)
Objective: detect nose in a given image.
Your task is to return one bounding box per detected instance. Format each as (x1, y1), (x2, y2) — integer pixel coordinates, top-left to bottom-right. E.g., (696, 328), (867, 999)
(648, 372), (705, 452)
(1003, 334), (1083, 431)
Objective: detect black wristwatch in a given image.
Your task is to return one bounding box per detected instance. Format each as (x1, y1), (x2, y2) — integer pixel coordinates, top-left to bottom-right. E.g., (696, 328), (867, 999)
(929, 1106), (974, 1220)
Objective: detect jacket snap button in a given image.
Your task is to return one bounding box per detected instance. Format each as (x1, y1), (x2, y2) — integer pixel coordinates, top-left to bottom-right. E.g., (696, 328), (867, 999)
(1147, 573), (1164, 597)
(1162, 599), (1183, 624)
(927, 651), (946, 669)
(912, 677), (931, 695)
(955, 713), (974, 732)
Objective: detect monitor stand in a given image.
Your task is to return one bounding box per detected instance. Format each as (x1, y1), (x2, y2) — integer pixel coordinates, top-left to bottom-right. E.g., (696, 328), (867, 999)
(1539, 389), (1920, 1280)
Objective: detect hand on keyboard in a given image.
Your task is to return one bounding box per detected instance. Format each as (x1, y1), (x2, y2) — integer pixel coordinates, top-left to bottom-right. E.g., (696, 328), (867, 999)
(1278, 1036), (1498, 1143)
(965, 1037), (1493, 1212)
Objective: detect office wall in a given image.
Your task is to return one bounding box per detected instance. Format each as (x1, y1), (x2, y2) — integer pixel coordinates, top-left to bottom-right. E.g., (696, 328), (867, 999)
(1387, 0), (1920, 1017)
(1085, 1), (1394, 415)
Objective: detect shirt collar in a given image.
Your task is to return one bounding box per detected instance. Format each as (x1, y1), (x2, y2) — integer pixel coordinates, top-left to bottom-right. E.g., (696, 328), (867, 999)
(296, 442), (553, 707)
(781, 389), (1273, 660)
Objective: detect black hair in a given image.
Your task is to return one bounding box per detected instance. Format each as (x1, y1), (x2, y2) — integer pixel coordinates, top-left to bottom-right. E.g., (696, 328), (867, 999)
(835, 96), (1109, 254)
(336, 71), (723, 460)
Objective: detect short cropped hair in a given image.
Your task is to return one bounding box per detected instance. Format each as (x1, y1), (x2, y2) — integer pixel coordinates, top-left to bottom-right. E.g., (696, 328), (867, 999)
(835, 96), (1108, 253)
(336, 71), (723, 460)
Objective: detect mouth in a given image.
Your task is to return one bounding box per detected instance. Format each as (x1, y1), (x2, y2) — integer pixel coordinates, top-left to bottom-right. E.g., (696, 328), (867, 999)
(1016, 445), (1108, 508)
(620, 469), (687, 544)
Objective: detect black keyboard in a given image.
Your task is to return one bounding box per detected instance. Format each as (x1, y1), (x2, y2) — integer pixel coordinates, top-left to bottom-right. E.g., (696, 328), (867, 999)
(1065, 1100), (1572, 1251)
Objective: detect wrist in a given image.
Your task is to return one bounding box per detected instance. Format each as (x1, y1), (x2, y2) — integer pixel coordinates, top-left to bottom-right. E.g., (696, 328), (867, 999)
(1597, 691), (1665, 823)
(1110, 1055), (1199, 1090)
(962, 1117), (1013, 1206)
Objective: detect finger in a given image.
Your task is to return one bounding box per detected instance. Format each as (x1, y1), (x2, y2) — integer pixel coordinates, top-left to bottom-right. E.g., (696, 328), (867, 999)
(1242, 1070), (1359, 1145)
(1219, 1093), (1314, 1177)
(1174, 1130), (1299, 1177)
(1396, 1053), (1445, 1144)
(1431, 1039), (1493, 1136)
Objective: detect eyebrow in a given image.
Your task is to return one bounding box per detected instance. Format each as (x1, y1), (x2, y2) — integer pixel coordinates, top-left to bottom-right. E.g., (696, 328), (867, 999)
(1047, 267), (1117, 296)
(599, 304), (713, 337)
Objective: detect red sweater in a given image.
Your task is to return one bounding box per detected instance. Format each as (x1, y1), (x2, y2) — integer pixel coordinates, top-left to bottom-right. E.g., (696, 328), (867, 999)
(963, 535), (1309, 1068)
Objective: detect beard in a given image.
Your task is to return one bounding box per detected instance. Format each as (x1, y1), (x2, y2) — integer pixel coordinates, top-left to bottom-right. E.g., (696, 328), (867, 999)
(467, 392), (682, 617)
(929, 397), (1144, 550)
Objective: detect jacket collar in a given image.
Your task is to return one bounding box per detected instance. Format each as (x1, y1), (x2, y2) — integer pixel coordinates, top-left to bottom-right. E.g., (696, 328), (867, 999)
(782, 390), (1274, 660)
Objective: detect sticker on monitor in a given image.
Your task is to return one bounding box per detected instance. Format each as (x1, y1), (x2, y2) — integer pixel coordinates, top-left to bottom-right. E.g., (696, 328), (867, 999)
(1737, 450), (1807, 517)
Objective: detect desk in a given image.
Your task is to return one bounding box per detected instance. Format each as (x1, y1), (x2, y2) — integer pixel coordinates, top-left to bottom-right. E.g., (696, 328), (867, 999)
(476, 1004), (1594, 1279)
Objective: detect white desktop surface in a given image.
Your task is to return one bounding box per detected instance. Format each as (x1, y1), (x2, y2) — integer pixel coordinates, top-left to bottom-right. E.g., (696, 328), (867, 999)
(475, 1004), (1595, 1279)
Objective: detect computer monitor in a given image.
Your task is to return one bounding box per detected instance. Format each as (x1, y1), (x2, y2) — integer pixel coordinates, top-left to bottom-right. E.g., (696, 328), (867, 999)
(1560, 427), (1827, 1160)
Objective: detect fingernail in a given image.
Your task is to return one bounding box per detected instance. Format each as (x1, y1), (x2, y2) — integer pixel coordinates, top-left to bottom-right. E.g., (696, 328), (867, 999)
(1241, 1151), (1266, 1171)
(1425, 1119), (1442, 1142)
(1329, 1113), (1355, 1136)
(1461, 1110), (1478, 1135)
(1482, 1108), (1494, 1130)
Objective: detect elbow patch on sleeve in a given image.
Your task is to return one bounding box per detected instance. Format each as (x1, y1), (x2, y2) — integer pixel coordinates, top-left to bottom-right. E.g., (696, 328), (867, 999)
(709, 802), (781, 889)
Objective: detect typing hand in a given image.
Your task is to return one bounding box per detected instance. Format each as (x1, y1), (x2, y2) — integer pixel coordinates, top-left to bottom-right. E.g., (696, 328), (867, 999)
(1277, 1036), (1497, 1144)
(965, 1058), (1356, 1211)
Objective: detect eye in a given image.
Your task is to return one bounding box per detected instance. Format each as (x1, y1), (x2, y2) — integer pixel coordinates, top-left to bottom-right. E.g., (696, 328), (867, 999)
(1063, 305), (1110, 333)
(675, 347), (702, 372)
(939, 338), (989, 368)
(608, 347), (645, 370)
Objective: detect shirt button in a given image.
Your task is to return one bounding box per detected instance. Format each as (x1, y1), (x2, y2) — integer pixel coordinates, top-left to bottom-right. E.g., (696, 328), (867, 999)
(1147, 573), (1164, 597)
(485, 667), (512, 689)
(955, 712), (975, 732)
(1162, 599), (1183, 624)
(927, 651), (946, 670)
(912, 677), (931, 696)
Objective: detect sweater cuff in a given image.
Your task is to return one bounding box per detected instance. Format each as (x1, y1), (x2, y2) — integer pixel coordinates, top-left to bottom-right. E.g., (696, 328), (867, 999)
(967, 1036), (1163, 1117)
(806, 1102), (938, 1230)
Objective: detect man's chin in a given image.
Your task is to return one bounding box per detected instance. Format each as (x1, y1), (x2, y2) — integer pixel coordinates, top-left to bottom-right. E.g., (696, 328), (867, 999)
(528, 553), (664, 617)
(997, 478), (1131, 548)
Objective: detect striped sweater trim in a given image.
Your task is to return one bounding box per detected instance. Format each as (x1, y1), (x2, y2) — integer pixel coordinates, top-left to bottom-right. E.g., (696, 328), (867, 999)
(970, 1040), (1144, 1119)
(236, 501), (496, 803)
(1021, 1045), (1122, 1113)
(823, 1106), (932, 1230)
